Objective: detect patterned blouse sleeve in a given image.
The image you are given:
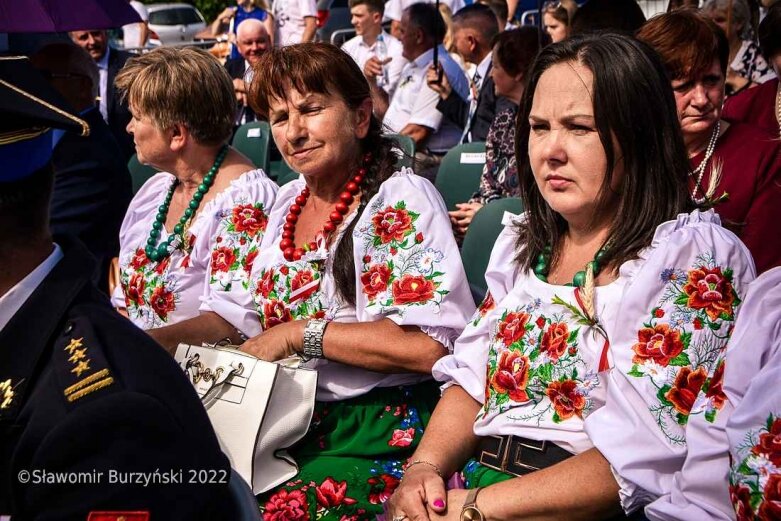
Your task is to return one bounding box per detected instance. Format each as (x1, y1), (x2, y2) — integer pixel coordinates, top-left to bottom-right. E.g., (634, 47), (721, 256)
(432, 214), (521, 400)
(583, 210), (756, 514)
(198, 170), (278, 335)
(646, 268), (781, 521)
(352, 170), (476, 351)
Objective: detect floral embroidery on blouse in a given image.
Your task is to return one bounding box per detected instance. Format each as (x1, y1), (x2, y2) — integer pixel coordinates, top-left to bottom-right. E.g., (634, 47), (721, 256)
(470, 291), (495, 327)
(482, 296), (601, 424)
(626, 253), (740, 444)
(209, 202), (269, 292)
(729, 415), (781, 520)
(120, 247), (184, 327)
(356, 199), (449, 314)
(252, 261), (328, 331)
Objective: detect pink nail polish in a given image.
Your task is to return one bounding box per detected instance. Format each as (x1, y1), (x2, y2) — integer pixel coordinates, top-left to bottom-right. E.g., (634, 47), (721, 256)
(433, 499), (445, 508)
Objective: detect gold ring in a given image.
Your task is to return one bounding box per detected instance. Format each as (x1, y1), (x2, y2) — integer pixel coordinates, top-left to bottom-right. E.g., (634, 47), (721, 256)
(392, 516), (407, 521)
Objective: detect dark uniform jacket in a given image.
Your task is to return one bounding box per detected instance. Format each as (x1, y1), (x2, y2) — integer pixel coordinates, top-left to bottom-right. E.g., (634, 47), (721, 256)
(224, 57), (257, 125)
(106, 48), (134, 164)
(0, 238), (235, 520)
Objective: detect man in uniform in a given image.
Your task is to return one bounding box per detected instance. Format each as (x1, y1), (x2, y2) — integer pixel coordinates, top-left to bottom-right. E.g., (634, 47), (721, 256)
(0, 57), (236, 520)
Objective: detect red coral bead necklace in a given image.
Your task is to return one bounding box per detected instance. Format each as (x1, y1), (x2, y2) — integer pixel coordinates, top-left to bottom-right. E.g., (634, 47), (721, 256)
(280, 153), (372, 262)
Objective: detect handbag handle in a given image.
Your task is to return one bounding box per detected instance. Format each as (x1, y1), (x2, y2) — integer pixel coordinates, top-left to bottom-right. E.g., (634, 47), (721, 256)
(184, 353), (245, 402)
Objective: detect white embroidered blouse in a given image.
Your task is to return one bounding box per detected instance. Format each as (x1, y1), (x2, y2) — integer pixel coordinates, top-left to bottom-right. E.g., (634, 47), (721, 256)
(202, 169), (476, 401)
(432, 210), (755, 507)
(111, 169), (278, 330)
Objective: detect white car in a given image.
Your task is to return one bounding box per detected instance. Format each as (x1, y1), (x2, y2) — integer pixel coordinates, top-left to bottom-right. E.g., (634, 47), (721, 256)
(147, 3), (207, 45)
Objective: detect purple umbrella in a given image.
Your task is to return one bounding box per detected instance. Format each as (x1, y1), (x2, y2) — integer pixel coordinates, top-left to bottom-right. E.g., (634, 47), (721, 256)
(0, 0), (142, 33)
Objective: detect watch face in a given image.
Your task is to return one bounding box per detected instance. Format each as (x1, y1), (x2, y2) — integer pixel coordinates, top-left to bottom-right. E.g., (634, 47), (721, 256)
(460, 506), (484, 521)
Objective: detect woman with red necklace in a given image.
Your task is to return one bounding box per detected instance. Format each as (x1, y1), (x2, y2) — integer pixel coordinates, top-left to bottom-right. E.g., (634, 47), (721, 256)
(637, 10), (781, 274)
(152, 43), (474, 518)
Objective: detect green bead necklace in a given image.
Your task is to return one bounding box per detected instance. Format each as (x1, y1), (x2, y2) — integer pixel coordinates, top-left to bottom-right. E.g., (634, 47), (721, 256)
(144, 145), (229, 263)
(533, 244), (609, 287)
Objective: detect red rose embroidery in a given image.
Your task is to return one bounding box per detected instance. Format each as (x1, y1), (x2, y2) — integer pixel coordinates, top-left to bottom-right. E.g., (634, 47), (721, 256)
(263, 489), (309, 521)
(730, 484), (755, 521)
(129, 248), (148, 270)
(150, 285), (175, 319)
(631, 323), (685, 366)
(244, 249), (258, 274)
(232, 204), (267, 236)
(693, 318), (704, 330)
(759, 474), (781, 520)
(653, 308), (665, 318)
(415, 232), (424, 243)
(315, 477), (357, 509)
(665, 366), (708, 415)
(535, 316), (546, 330)
(388, 428), (415, 447)
(391, 274), (435, 305)
(366, 474), (399, 505)
(263, 300), (292, 329)
(372, 206), (413, 244)
(496, 312), (530, 347)
(705, 360), (727, 409)
(291, 270), (318, 302)
(546, 380), (586, 420)
(683, 267), (736, 321)
(211, 246), (236, 274)
(154, 256), (170, 275)
(361, 264), (392, 300)
(256, 269), (275, 298)
(125, 272), (146, 306)
(491, 350), (530, 402)
(478, 292), (495, 316)
(752, 418), (781, 466)
(540, 322), (569, 362)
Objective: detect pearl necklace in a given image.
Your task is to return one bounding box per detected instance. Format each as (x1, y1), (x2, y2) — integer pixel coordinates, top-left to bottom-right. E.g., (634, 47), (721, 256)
(689, 120), (720, 204)
(775, 81), (781, 138)
(279, 153), (371, 262)
(145, 145), (229, 262)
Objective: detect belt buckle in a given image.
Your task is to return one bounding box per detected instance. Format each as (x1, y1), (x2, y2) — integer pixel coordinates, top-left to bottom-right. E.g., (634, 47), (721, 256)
(478, 435), (508, 473)
(510, 437), (547, 473)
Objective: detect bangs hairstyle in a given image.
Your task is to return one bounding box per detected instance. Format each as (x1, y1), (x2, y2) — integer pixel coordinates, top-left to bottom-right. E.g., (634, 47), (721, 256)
(249, 43), (398, 307)
(114, 47), (234, 146)
(514, 33), (691, 272)
(636, 10), (729, 80)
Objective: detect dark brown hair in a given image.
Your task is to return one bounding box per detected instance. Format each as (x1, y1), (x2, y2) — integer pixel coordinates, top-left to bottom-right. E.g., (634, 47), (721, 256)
(758, 1), (781, 61)
(514, 33), (691, 272)
(249, 43), (397, 307)
(348, 0), (384, 15)
(491, 26), (541, 78)
(636, 10), (730, 80)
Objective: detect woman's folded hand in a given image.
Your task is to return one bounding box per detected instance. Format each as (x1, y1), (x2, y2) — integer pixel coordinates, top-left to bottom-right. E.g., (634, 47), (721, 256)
(239, 320), (305, 361)
(388, 464), (448, 521)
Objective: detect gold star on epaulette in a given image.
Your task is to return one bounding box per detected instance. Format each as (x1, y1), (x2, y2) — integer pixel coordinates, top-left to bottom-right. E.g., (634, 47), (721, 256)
(68, 347), (87, 364)
(71, 360), (91, 377)
(64, 337), (83, 354)
(0, 379), (16, 410)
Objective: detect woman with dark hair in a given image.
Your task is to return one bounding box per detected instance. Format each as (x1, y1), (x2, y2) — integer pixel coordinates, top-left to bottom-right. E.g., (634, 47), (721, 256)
(186, 43), (472, 518)
(450, 27), (540, 236)
(637, 10), (781, 273)
(542, 0), (577, 42)
(387, 33), (755, 520)
(722, 1), (781, 136)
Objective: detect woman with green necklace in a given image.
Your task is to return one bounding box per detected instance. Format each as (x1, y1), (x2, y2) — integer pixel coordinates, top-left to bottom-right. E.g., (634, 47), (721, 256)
(387, 34), (757, 520)
(111, 47), (278, 330)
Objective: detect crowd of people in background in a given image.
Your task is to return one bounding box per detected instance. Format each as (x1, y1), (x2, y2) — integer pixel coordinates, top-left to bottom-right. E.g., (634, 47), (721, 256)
(2, 0), (781, 519)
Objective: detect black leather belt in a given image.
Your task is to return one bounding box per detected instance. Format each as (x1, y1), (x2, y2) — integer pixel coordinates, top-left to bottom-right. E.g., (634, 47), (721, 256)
(477, 435), (574, 477)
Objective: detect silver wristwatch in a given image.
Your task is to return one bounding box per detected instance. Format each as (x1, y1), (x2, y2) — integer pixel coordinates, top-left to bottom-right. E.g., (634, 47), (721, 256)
(302, 318), (328, 360)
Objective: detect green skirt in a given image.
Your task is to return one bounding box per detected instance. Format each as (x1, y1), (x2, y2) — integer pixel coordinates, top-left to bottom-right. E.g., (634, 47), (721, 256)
(258, 381), (439, 521)
(460, 458), (515, 488)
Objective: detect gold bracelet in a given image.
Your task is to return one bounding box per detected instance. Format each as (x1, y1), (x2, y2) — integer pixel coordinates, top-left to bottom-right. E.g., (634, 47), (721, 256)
(404, 459), (444, 478)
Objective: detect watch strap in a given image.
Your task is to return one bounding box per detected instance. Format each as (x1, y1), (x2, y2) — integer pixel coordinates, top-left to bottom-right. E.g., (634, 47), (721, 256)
(302, 318), (328, 360)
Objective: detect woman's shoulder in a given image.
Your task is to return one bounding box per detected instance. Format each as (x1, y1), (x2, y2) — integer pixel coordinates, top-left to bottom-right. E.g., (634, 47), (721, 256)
(371, 168), (446, 205)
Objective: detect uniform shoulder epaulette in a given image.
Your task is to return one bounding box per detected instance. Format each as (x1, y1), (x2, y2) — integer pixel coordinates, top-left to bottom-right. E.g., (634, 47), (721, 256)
(52, 316), (118, 406)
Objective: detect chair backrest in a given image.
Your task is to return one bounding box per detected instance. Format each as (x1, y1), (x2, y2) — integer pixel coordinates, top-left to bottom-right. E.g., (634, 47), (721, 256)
(231, 121), (271, 174)
(127, 154), (158, 194)
(274, 161), (300, 186)
(460, 197), (524, 304)
(434, 142), (486, 211)
(385, 133), (415, 168)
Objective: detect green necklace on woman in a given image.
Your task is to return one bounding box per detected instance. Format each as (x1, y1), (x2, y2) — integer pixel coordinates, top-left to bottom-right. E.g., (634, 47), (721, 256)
(145, 145), (229, 263)
(533, 244), (609, 287)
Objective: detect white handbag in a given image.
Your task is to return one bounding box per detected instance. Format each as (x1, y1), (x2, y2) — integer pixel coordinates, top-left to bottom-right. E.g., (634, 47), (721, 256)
(174, 343), (318, 494)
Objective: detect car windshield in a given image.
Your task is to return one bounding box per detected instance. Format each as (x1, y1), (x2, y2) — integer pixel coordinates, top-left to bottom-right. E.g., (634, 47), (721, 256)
(149, 7), (204, 25)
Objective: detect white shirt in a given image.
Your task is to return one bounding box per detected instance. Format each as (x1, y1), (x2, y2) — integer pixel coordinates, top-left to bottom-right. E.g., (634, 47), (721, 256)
(204, 170), (475, 401)
(272, 0), (317, 47)
(341, 30), (407, 97)
(96, 47), (110, 123)
(382, 46), (469, 154)
(0, 245), (63, 331)
(111, 169), (278, 329)
(122, 1), (148, 49)
(383, 0), (465, 21)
